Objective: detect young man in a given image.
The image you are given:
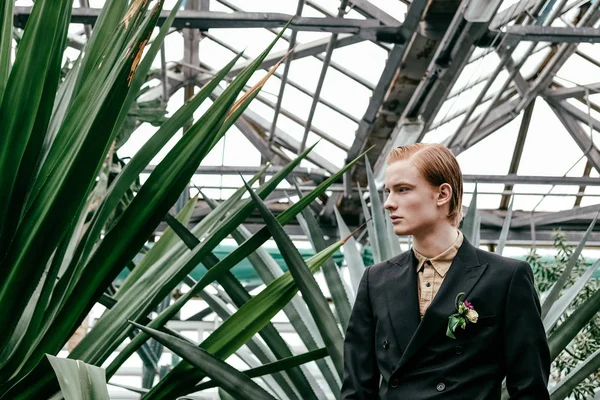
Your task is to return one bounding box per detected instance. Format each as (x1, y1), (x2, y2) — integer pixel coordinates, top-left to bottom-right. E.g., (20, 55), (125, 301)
(341, 143), (550, 399)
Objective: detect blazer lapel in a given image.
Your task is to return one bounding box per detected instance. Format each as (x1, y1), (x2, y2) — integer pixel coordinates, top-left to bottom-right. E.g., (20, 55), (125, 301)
(385, 250), (420, 355)
(392, 236), (489, 374)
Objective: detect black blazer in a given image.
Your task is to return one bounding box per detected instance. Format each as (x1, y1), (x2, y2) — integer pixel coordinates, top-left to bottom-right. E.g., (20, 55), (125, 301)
(341, 236), (551, 399)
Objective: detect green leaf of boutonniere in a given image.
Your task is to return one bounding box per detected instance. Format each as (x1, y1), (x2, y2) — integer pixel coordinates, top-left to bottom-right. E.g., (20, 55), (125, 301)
(446, 315), (463, 339)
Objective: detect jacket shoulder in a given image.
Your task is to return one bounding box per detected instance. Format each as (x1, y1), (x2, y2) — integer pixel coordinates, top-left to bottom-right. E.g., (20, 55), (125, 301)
(475, 248), (531, 274)
(366, 249), (412, 275)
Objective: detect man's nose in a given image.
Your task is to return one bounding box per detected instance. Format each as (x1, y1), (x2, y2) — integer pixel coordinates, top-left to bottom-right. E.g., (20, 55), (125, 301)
(384, 195), (394, 210)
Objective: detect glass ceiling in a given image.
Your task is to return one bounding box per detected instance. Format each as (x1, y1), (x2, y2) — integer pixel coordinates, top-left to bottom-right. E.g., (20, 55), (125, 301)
(13, 0), (600, 214)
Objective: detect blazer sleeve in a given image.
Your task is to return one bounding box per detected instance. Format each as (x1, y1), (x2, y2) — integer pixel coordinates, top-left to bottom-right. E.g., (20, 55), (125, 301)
(502, 261), (551, 399)
(340, 266), (380, 399)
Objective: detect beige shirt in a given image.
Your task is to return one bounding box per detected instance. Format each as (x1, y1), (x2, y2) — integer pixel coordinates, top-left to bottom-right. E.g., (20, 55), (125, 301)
(413, 230), (464, 319)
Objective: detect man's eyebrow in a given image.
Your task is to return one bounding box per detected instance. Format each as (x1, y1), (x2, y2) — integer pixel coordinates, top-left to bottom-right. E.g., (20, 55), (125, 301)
(384, 182), (413, 189)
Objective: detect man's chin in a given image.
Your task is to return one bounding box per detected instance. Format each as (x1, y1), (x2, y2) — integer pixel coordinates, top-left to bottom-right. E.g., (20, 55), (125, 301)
(392, 225), (412, 236)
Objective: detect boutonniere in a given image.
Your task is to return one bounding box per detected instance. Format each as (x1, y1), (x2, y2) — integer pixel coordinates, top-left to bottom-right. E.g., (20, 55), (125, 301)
(446, 292), (479, 339)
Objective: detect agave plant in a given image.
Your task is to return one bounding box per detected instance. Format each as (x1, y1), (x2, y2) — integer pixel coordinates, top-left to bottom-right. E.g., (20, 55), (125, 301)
(1, 0), (371, 398)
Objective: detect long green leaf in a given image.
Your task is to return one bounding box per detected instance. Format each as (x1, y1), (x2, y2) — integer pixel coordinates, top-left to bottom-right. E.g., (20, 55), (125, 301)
(195, 290), (294, 400)
(1, 1), (166, 378)
(218, 204), (340, 396)
(163, 216), (312, 400)
(76, 146), (318, 375)
(334, 207), (364, 297)
(0, 0), (13, 102)
(357, 183), (379, 263)
(72, 0), (129, 98)
(365, 156), (392, 261)
(547, 287), (600, 361)
(384, 201), (402, 256)
(0, 0), (72, 258)
(108, 151), (366, 399)
(77, 13), (234, 275)
(46, 355), (110, 400)
(543, 259), (600, 333)
(0, 0), (148, 359)
(244, 178), (344, 378)
(131, 323), (277, 400)
(118, 195), (198, 295)
(143, 236), (345, 399)
(541, 213), (598, 318)
(496, 196), (513, 255)
(195, 348), (329, 390)
(294, 185), (352, 330)
(461, 183), (478, 243)
(549, 347), (600, 400)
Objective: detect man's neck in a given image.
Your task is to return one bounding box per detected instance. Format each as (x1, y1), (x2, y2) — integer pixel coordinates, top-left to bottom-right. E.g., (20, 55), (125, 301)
(412, 224), (459, 259)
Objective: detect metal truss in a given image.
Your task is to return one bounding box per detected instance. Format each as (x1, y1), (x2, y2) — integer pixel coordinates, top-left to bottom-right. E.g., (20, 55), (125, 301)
(18, 0), (600, 241)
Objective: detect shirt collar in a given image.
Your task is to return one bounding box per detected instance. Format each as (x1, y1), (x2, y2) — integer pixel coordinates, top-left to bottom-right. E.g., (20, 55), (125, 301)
(413, 230), (464, 277)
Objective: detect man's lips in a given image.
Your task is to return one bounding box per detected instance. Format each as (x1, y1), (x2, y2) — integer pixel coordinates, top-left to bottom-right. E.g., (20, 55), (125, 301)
(390, 216), (402, 221)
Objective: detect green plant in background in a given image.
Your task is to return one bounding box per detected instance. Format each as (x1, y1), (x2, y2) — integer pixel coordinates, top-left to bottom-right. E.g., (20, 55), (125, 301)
(529, 230), (600, 400)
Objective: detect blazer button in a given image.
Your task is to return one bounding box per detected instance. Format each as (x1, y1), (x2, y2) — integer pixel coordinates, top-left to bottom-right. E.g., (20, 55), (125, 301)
(383, 340), (389, 349)
(455, 345), (463, 354)
(437, 382), (445, 391)
(390, 378), (399, 388)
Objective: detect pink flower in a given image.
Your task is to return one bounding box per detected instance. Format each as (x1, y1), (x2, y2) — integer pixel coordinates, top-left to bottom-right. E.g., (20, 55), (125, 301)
(463, 300), (474, 310)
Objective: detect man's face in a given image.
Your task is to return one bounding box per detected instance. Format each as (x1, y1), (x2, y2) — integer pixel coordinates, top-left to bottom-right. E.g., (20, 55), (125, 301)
(383, 159), (445, 236)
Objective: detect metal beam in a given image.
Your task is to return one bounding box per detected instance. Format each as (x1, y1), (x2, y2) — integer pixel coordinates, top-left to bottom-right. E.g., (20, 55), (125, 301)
(225, 33), (363, 81)
(545, 82), (600, 100)
(444, 98), (520, 154)
(345, 0), (431, 163)
(515, 4), (600, 113)
(372, 0), (505, 180)
(270, 0), (306, 150)
(300, 0), (350, 153)
(206, 84), (340, 173)
(510, 203), (600, 228)
(462, 174), (600, 186)
(550, 98), (600, 132)
(13, 6), (384, 32)
(347, 0), (400, 27)
(500, 99), (535, 209)
(430, 87), (518, 130)
(201, 32), (359, 124)
(500, 26), (600, 44)
(143, 165), (328, 179)
(574, 160), (592, 207)
(489, 0), (538, 29)
(218, 0), (378, 89)
(549, 100), (600, 173)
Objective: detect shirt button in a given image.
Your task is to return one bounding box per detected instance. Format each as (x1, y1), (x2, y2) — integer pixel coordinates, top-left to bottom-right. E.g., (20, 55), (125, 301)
(425, 282), (431, 287)
(437, 382), (445, 391)
(390, 378), (399, 388)
(455, 345), (463, 354)
(383, 340), (389, 349)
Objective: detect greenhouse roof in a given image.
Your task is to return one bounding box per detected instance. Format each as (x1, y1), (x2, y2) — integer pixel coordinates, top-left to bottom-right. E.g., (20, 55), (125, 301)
(13, 0), (600, 244)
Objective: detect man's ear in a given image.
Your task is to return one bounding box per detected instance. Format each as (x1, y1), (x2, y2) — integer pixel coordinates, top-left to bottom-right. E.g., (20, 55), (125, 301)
(437, 183), (452, 206)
